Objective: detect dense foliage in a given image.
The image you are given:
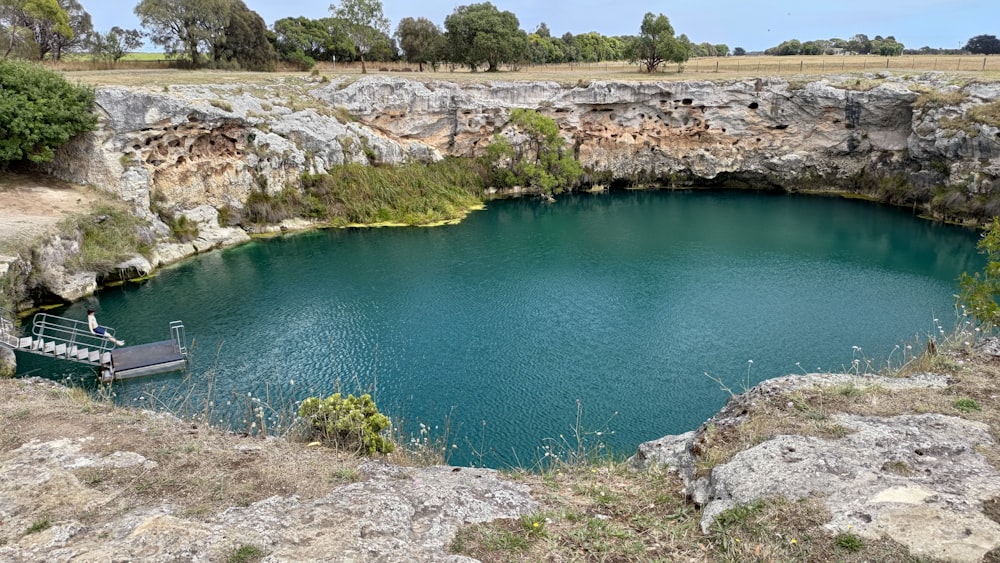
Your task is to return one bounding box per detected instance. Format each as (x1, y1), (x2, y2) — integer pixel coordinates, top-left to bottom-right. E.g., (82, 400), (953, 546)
(242, 158), (486, 226)
(330, 0), (389, 74)
(765, 34), (904, 56)
(626, 12), (689, 73)
(134, 0), (275, 69)
(964, 34), (1000, 55)
(444, 2), (524, 72)
(486, 109), (583, 194)
(395, 16), (443, 71)
(0, 59), (96, 166)
(298, 393), (394, 454)
(960, 217), (1000, 328)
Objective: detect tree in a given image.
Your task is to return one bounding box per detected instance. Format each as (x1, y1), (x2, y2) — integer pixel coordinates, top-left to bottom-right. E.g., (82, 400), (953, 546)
(272, 16), (352, 63)
(960, 217), (1000, 328)
(329, 0), (389, 74)
(486, 109), (582, 194)
(1, 0), (72, 59)
(134, 0), (230, 66)
(218, 2), (276, 70)
(0, 59), (96, 166)
(733, 46), (746, 56)
(395, 17), (443, 71)
(444, 2), (524, 72)
(88, 26), (143, 67)
(43, 0), (90, 59)
(714, 43), (729, 57)
(626, 12), (688, 73)
(964, 34), (1000, 55)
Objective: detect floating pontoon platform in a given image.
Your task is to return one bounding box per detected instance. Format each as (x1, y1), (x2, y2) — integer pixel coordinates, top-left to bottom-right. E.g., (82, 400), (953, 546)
(0, 309), (188, 382)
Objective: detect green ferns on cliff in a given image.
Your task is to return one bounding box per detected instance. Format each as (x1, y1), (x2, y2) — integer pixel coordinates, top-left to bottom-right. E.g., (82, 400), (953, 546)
(243, 158), (486, 226)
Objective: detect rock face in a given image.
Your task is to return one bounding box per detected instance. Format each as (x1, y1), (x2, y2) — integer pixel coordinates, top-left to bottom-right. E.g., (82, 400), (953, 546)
(49, 74), (1000, 220)
(0, 438), (535, 562)
(630, 372), (1000, 563)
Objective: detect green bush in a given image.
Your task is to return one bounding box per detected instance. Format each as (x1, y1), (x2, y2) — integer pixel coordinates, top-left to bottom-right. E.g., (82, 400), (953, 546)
(485, 109), (583, 194)
(959, 217), (1000, 328)
(298, 393), (394, 454)
(0, 60), (97, 167)
(63, 204), (150, 275)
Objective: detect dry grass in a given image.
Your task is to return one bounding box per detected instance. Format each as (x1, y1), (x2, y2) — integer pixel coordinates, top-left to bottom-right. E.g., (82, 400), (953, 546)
(0, 378), (364, 519)
(51, 55), (1000, 89)
(449, 342), (1000, 562)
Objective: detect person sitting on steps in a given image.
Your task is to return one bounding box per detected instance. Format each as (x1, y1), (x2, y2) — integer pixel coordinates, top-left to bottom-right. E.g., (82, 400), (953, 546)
(87, 308), (125, 346)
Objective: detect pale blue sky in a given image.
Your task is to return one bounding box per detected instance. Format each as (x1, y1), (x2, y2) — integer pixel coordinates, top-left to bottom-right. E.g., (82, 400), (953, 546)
(84, 0), (991, 52)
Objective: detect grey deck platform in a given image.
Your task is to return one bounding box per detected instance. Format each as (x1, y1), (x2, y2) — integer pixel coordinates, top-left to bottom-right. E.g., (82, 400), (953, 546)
(109, 340), (187, 380)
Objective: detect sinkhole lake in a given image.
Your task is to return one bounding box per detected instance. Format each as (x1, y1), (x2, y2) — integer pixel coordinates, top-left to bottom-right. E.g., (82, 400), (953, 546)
(20, 189), (985, 467)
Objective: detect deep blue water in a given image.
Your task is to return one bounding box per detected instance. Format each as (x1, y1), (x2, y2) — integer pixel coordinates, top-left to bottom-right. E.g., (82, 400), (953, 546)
(14, 190), (984, 467)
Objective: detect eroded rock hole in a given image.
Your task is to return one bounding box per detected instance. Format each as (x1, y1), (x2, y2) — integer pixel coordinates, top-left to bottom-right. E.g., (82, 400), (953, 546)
(682, 98), (693, 105)
(748, 102), (759, 110)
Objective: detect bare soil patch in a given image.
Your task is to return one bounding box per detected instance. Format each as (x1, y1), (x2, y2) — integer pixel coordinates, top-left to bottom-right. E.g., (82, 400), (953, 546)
(0, 172), (99, 253)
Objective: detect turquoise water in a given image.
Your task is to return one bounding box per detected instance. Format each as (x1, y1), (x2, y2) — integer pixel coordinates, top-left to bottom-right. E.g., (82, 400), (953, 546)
(16, 190), (984, 467)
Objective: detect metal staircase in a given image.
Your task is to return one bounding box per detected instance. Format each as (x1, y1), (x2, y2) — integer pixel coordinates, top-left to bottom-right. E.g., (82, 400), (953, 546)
(1, 308), (189, 380)
(1, 309), (116, 368)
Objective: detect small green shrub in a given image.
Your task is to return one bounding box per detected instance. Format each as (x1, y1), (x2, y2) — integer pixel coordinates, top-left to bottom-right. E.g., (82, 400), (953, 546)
(834, 531), (864, 552)
(299, 393), (394, 454)
(954, 398), (982, 413)
(226, 544), (267, 563)
(25, 517), (51, 534)
(520, 513), (548, 537)
(64, 204), (150, 274)
(169, 215), (200, 243)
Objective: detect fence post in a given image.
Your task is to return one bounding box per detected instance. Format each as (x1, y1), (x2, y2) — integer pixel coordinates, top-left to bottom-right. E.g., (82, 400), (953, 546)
(985, 57), (988, 71)
(715, 60), (719, 72)
(799, 60), (803, 72)
(885, 57), (889, 68)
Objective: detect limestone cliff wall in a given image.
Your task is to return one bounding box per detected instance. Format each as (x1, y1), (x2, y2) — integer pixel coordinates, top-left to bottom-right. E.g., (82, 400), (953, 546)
(50, 73), (1000, 222)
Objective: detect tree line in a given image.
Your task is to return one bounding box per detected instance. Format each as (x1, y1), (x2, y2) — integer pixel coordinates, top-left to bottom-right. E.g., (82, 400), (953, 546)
(0, 0), (704, 73)
(1, 0), (997, 73)
(763, 34), (905, 57)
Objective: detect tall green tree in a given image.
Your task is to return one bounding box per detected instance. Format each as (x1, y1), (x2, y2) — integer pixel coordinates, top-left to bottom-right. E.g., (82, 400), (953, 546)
(329, 0), (389, 74)
(964, 34), (1000, 55)
(626, 12), (688, 73)
(444, 2), (523, 72)
(1, 0), (72, 59)
(272, 16), (352, 63)
(134, 0), (230, 66)
(0, 59), (96, 166)
(395, 16), (443, 71)
(218, 2), (276, 70)
(39, 0), (89, 59)
(87, 26), (143, 67)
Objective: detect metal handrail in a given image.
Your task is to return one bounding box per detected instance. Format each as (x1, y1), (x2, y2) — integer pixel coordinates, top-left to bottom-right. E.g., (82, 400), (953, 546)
(169, 320), (188, 356)
(0, 307), (18, 348)
(31, 312), (117, 354)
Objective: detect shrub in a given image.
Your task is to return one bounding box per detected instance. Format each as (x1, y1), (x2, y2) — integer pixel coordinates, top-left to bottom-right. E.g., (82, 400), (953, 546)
(0, 60), (98, 167)
(485, 109), (583, 194)
(64, 204), (151, 275)
(959, 217), (1000, 328)
(298, 393), (394, 454)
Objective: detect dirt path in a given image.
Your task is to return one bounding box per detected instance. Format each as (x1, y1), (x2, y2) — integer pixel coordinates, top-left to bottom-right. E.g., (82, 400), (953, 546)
(0, 172), (98, 253)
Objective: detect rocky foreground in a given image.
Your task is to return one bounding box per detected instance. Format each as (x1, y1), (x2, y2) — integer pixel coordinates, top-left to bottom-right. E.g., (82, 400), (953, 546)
(2, 346), (999, 561)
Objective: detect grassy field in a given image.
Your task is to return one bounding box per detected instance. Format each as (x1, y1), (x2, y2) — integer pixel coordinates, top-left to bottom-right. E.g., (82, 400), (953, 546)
(50, 54), (1000, 88)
